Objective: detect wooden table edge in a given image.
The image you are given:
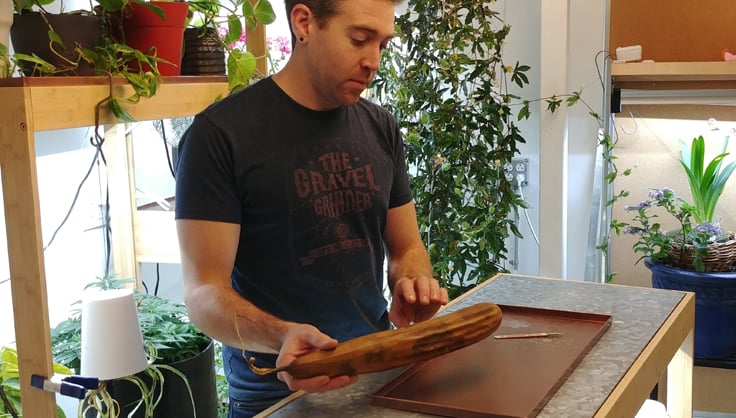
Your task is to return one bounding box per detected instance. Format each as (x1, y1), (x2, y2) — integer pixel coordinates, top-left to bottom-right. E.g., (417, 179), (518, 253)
(594, 290), (695, 418)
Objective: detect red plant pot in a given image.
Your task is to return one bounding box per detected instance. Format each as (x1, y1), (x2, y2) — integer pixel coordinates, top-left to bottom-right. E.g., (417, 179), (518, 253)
(116, 1), (189, 76)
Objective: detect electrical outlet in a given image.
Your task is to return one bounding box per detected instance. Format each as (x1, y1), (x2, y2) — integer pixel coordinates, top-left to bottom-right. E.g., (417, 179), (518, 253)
(503, 157), (529, 187)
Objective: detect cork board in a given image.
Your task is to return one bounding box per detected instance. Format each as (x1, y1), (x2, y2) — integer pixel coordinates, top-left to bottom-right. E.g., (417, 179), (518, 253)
(372, 305), (612, 418)
(610, 0), (736, 62)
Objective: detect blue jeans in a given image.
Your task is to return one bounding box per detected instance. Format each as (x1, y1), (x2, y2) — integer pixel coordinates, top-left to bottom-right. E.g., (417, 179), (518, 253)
(223, 345), (293, 417)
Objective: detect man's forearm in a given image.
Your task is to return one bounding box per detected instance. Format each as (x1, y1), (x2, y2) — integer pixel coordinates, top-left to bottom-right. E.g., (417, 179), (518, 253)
(388, 245), (435, 290)
(185, 282), (292, 353)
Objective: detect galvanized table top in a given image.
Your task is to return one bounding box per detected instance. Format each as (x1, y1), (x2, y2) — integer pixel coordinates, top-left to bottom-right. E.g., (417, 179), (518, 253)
(264, 274), (686, 418)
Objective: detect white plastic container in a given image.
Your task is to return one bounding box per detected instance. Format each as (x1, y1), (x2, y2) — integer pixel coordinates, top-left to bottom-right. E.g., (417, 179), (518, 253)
(81, 288), (149, 380)
(616, 45), (643, 62)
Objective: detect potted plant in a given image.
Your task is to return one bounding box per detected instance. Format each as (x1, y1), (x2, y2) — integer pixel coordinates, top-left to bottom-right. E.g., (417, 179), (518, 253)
(186, 0), (276, 92)
(97, 0), (190, 77)
(50, 277), (217, 417)
(10, 0), (104, 75)
(619, 134), (736, 359)
(8, 0), (167, 121)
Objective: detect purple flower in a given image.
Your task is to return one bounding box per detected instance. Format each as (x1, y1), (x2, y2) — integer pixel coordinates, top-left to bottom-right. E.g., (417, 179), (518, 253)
(648, 187), (673, 201)
(695, 222), (723, 237)
(623, 226), (645, 235)
(623, 201), (651, 212)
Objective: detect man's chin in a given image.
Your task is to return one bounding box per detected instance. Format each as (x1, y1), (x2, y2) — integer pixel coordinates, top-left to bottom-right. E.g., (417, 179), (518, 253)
(341, 91), (363, 105)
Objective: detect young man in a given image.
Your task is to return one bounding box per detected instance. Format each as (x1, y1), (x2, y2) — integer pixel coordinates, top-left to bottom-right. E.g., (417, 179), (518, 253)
(175, 0), (449, 415)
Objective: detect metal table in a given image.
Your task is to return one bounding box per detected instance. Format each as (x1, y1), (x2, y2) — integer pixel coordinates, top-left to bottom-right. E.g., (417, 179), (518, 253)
(258, 274), (694, 418)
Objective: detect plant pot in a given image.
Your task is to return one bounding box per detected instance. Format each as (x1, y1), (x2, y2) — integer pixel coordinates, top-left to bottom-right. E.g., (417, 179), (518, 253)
(665, 233), (736, 272)
(645, 257), (736, 359)
(114, 1), (189, 76)
(181, 27), (226, 76)
(10, 11), (103, 76)
(101, 339), (218, 417)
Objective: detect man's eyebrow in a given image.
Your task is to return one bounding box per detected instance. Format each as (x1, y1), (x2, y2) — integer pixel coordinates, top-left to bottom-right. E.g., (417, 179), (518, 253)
(348, 25), (394, 40)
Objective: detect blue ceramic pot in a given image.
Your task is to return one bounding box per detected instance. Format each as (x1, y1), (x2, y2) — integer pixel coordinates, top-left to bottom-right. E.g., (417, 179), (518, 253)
(645, 258), (736, 359)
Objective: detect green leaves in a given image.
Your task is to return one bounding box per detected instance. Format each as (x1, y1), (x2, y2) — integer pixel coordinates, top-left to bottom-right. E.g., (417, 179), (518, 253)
(1, 346), (71, 417)
(51, 277), (210, 371)
(13, 0), (55, 13)
(224, 13), (244, 45)
(679, 135), (736, 224)
(372, 0), (530, 293)
(95, 0), (125, 12)
(227, 49), (257, 93)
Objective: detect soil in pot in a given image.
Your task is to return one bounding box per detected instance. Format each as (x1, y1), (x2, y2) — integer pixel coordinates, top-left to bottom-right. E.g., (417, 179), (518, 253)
(10, 11), (103, 76)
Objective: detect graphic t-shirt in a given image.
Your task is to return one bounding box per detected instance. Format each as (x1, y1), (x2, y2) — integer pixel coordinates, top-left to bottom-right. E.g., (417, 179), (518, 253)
(174, 77), (413, 408)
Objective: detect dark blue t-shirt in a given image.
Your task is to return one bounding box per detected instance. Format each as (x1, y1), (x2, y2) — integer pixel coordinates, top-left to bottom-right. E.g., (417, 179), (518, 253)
(174, 77), (413, 411)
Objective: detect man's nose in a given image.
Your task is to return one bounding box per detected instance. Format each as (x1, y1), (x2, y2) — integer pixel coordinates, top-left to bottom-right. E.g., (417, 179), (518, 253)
(361, 47), (382, 71)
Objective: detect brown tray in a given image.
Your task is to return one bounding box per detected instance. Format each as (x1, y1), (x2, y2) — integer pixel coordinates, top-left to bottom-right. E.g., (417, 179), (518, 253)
(372, 305), (612, 418)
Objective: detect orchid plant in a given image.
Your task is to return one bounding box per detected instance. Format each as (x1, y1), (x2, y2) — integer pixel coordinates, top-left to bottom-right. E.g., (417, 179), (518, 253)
(618, 134), (736, 272)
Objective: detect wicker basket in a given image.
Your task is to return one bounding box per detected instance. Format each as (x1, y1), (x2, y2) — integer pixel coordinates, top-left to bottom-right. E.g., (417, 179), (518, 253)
(665, 233), (736, 272)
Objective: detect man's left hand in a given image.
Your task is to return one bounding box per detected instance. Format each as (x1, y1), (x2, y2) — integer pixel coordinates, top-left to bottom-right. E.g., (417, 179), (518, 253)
(389, 276), (449, 328)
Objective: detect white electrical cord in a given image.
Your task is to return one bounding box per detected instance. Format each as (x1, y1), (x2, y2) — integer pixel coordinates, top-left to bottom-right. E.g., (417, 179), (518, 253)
(516, 174), (540, 246)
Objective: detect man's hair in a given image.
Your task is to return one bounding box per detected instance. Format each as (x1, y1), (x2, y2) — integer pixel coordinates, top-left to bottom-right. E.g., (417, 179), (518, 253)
(284, 0), (402, 45)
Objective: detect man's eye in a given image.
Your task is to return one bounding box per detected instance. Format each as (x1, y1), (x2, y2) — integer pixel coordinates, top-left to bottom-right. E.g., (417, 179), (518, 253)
(351, 38), (368, 47)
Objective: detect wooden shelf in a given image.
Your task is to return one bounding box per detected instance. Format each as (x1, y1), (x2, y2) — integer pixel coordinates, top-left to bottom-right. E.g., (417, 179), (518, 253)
(611, 61), (736, 90)
(0, 76), (229, 418)
(0, 76), (229, 131)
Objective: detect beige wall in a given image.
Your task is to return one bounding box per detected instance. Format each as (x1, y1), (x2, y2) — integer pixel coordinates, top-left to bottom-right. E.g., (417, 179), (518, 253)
(610, 105), (736, 288)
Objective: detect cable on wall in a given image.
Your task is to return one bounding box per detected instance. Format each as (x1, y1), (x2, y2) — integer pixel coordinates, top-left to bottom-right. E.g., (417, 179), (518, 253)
(516, 175), (540, 246)
(154, 119), (177, 179)
(43, 110), (113, 278)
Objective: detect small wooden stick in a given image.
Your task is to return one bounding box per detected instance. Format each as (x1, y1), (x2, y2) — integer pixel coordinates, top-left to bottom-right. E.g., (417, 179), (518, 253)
(494, 332), (560, 339)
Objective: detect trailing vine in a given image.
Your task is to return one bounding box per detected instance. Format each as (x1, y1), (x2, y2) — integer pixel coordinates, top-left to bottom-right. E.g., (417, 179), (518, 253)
(371, 0), (530, 297)
(372, 0), (623, 291)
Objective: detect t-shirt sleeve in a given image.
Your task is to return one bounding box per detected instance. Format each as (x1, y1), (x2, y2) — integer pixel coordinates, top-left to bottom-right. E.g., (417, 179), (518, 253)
(174, 114), (242, 224)
(386, 113), (414, 209)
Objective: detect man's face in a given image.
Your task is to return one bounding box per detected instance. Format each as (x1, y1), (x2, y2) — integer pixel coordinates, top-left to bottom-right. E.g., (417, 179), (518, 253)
(305, 0), (395, 108)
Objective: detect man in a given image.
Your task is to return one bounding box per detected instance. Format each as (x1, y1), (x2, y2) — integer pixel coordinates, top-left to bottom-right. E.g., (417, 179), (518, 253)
(175, 0), (449, 416)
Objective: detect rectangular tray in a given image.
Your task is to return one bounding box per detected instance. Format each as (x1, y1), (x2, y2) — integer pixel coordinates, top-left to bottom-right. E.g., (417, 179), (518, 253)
(372, 304), (612, 418)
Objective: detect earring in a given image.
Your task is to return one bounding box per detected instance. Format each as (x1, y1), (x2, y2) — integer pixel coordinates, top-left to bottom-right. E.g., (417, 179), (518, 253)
(298, 37), (305, 43)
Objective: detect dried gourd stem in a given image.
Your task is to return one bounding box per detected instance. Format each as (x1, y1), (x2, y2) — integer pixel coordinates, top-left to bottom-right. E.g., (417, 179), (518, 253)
(247, 357), (281, 375)
(234, 312), (280, 376)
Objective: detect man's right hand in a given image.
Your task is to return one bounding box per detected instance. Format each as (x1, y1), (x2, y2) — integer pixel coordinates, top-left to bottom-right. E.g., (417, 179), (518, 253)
(275, 324), (358, 392)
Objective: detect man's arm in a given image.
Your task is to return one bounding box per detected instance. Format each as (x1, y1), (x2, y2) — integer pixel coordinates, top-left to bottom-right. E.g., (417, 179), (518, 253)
(176, 219), (357, 391)
(177, 218), (289, 352)
(383, 202), (449, 327)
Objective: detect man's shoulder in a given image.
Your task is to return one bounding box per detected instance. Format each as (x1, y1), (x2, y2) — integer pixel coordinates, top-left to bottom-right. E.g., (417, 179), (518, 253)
(355, 97), (396, 121)
(201, 77), (276, 115)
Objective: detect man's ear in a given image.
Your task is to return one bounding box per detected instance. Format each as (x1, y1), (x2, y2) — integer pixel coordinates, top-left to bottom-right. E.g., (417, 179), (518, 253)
(290, 3), (312, 41)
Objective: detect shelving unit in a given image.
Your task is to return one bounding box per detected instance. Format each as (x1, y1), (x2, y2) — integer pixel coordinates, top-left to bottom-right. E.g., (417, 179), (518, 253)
(610, 57), (736, 413)
(0, 76), (229, 417)
(611, 61), (736, 90)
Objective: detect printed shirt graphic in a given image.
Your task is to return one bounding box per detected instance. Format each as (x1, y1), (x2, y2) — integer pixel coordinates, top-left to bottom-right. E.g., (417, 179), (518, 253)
(290, 142), (384, 290)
